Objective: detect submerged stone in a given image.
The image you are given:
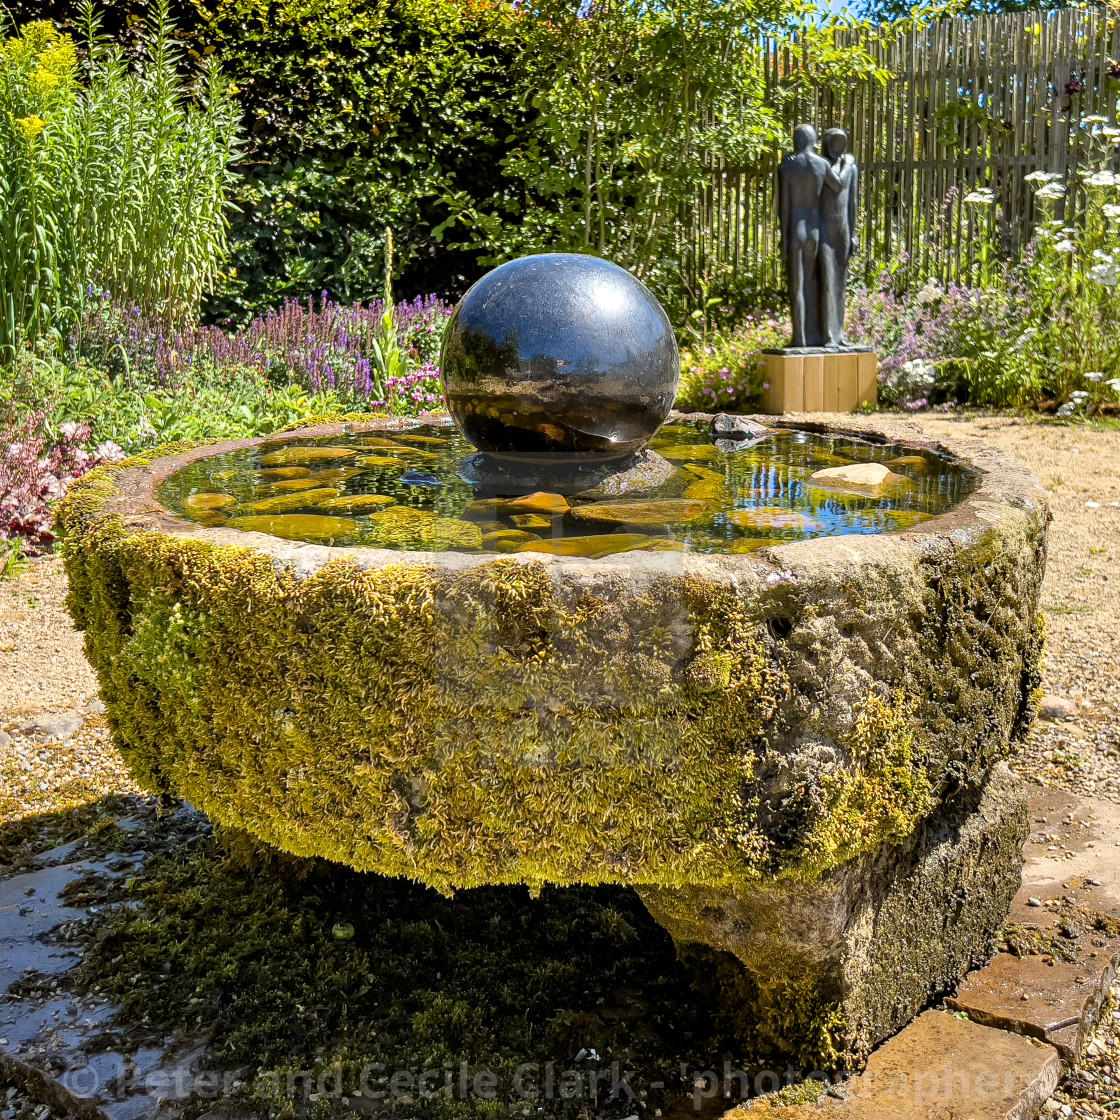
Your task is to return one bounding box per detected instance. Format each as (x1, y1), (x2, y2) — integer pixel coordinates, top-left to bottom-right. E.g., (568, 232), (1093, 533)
(226, 513), (359, 542)
(241, 488), (342, 514)
(481, 530), (539, 545)
(570, 498), (707, 526)
(886, 455), (930, 471)
(729, 538), (781, 553)
(512, 514), (553, 529)
(577, 451), (678, 499)
(682, 463), (725, 483)
(723, 507), (822, 532)
(357, 455), (406, 469)
(395, 434), (450, 446)
(514, 533), (649, 557)
(658, 444), (725, 463)
(809, 462), (913, 495)
(183, 493), (236, 513)
(501, 492), (571, 515)
(639, 538), (686, 551)
(315, 495), (398, 515)
(259, 466), (313, 480)
(262, 478), (324, 493)
(259, 447), (358, 466)
(683, 480), (726, 503)
(365, 508), (482, 551)
(310, 467), (366, 485)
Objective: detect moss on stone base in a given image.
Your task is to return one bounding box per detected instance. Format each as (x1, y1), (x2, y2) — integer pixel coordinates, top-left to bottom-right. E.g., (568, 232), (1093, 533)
(57, 426), (1046, 906)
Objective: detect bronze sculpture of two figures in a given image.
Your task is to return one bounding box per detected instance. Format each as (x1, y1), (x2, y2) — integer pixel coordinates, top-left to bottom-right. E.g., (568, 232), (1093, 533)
(779, 124), (859, 349)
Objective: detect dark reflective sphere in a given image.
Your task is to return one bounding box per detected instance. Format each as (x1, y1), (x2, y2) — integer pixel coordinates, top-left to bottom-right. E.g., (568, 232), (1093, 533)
(440, 254), (679, 456)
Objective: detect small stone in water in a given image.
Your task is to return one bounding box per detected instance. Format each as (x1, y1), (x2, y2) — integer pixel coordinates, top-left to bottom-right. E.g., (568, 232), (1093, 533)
(570, 499), (707, 526)
(184, 493), (236, 512)
(310, 467), (366, 485)
(394, 434), (449, 446)
(264, 478), (324, 493)
(730, 538), (781, 553)
(683, 479), (725, 502)
(259, 446), (358, 466)
(809, 462), (912, 495)
(332, 922), (355, 941)
(724, 508), (822, 532)
(357, 455), (405, 469)
(658, 444), (725, 462)
(514, 533), (649, 558)
(242, 488), (342, 514)
(512, 514), (553, 529)
(316, 495), (398, 514)
(482, 530), (539, 544)
(886, 455), (929, 471)
(259, 466), (313, 480)
(227, 514), (359, 542)
(501, 492), (571, 515)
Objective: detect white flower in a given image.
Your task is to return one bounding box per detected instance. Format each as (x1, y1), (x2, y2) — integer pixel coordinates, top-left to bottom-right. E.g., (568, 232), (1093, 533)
(1025, 170), (1063, 183)
(1071, 390), (1091, 401)
(1089, 262), (1119, 285)
(915, 279), (943, 304)
(1102, 127), (1120, 140)
(1036, 183), (1067, 200)
(901, 358), (937, 385)
(1086, 372), (1105, 382)
(1103, 203), (1120, 220)
(1053, 239), (1076, 253)
(1017, 327), (1039, 345)
(1106, 378), (1120, 392)
(963, 187), (996, 205)
(1057, 402), (1076, 416)
(1083, 115), (1109, 125)
(1086, 170), (1119, 188)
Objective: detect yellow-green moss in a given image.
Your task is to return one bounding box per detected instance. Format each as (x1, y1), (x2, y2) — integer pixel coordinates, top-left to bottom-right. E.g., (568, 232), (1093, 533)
(56, 441), (1047, 904)
(793, 691), (934, 879)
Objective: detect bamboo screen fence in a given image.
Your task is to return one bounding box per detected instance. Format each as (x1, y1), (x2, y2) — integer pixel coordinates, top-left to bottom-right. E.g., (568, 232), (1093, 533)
(685, 7), (1120, 293)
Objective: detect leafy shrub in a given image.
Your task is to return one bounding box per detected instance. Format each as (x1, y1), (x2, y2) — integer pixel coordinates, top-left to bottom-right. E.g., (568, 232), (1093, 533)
(846, 273), (1033, 408)
(0, 408), (122, 551)
(192, 0), (529, 320)
(676, 314), (785, 412)
(849, 116), (1120, 412)
(0, 4), (239, 357)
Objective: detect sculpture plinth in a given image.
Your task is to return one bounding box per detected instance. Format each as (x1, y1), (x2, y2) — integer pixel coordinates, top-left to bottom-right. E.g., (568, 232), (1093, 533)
(760, 348), (878, 414)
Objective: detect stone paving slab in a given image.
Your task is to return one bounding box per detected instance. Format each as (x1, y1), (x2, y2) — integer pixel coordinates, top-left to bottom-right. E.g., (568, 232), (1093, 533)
(1014, 788), (1120, 923)
(946, 952), (1117, 1060)
(731, 1011), (1061, 1119)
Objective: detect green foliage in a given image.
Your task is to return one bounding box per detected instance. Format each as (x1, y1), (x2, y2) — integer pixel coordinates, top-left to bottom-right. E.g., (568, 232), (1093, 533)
(440, 0), (886, 315)
(195, 0), (529, 319)
(1, 352), (345, 451)
(0, 537), (28, 580)
(677, 312), (786, 412)
(0, 3), (240, 357)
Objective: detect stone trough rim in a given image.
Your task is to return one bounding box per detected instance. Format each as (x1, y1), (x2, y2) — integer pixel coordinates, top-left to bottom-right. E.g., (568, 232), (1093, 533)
(94, 410), (1048, 575)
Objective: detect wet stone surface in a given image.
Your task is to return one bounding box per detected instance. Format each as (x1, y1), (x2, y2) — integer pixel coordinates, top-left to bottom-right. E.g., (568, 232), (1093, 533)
(1, 800), (218, 1120)
(160, 422), (980, 553)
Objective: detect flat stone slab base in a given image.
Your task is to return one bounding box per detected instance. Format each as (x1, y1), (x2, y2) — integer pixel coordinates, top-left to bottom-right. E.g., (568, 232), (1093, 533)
(639, 763), (1028, 1068)
(730, 1011), (1061, 1119)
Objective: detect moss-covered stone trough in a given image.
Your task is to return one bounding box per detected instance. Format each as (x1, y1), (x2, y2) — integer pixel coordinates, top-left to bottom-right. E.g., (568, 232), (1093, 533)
(57, 413), (1048, 1071)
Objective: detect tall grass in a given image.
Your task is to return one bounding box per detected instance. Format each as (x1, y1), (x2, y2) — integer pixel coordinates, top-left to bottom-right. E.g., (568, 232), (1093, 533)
(0, 1), (240, 361)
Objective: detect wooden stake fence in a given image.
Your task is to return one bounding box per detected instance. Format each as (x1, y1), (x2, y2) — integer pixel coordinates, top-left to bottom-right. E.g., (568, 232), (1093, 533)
(683, 7), (1120, 295)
